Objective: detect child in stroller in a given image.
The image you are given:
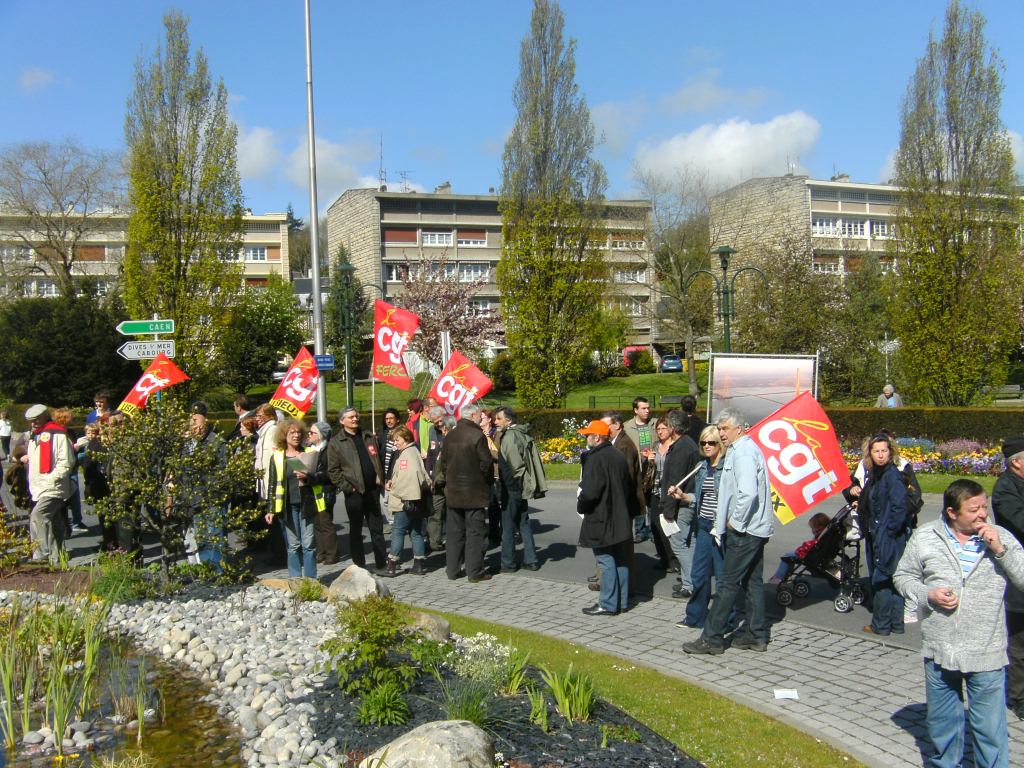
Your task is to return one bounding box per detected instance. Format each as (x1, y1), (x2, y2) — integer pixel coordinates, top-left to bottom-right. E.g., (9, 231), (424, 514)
(772, 505), (865, 612)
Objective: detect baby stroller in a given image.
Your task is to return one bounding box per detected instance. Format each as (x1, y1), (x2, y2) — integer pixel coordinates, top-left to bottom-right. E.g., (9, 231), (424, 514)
(774, 504), (864, 613)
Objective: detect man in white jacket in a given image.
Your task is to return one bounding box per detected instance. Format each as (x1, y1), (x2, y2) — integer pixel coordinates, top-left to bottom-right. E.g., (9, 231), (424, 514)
(895, 478), (1024, 768)
(24, 404), (73, 564)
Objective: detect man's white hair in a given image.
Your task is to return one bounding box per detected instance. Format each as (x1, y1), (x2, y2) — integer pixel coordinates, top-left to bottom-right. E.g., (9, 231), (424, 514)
(715, 407), (748, 430)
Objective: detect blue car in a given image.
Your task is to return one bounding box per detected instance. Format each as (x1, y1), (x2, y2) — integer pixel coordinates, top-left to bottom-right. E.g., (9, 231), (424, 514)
(660, 354), (683, 373)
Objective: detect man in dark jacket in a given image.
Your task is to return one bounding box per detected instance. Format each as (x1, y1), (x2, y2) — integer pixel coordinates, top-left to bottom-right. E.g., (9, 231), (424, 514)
(577, 419), (636, 616)
(434, 403), (494, 582)
(327, 407), (387, 571)
(660, 410), (702, 597)
(992, 436), (1024, 721)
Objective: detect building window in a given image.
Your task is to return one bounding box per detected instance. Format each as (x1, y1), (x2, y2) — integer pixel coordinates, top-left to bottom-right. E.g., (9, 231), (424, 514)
(245, 246), (267, 261)
(838, 219), (866, 238)
(94, 280), (110, 296)
(0, 245), (33, 261)
(423, 262), (457, 280)
(456, 229), (487, 247)
(421, 231), (453, 247)
(871, 220), (893, 238)
(383, 228), (417, 244)
(35, 279), (57, 297)
(810, 187), (840, 201)
(812, 216), (838, 236)
(459, 262), (490, 282)
(384, 263), (408, 282)
(868, 192), (898, 204)
(617, 297), (646, 317)
(879, 260), (895, 274)
(839, 190), (867, 202)
(244, 222), (280, 233)
(105, 245), (125, 260)
(812, 262), (841, 274)
(468, 299), (493, 316)
(610, 235), (645, 250)
(614, 267), (646, 284)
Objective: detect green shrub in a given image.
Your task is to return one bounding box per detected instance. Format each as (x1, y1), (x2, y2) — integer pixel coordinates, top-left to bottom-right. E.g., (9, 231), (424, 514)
(502, 648), (530, 696)
(540, 664), (595, 723)
(527, 685), (548, 733)
(490, 352), (516, 392)
(90, 552), (159, 602)
(626, 350), (656, 374)
(320, 594), (415, 695)
(600, 723), (641, 747)
(356, 679), (410, 726)
(825, 406), (1024, 442)
(440, 678), (493, 727)
(293, 577), (325, 602)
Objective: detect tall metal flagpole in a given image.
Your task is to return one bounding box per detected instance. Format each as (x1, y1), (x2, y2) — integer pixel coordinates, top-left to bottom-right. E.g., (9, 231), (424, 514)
(304, 0), (328, 421)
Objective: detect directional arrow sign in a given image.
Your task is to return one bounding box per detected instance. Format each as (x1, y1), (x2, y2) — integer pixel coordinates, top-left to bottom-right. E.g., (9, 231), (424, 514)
(117, 319), (175, 336)
(117, 340), (176, 360)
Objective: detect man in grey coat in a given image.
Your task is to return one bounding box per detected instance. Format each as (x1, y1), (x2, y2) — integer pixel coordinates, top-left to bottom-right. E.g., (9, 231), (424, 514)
(895, 478), (1024, 768)
(991, 436), (1024, 721)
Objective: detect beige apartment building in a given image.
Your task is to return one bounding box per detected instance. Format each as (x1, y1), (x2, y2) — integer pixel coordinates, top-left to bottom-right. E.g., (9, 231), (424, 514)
(0, 209), (290, 297)
(326, 187), (657, 348)
(710, 173), (902, 275)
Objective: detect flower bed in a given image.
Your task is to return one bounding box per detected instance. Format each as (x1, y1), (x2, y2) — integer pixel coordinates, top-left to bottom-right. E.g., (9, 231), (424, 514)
(843, 439), (1006, 476)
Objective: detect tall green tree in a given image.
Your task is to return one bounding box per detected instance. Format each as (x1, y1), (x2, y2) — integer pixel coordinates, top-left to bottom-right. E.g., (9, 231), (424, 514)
(220, 275), (305, 392)
(324, 244), (371, 369)
(123, 11), (244, 393)
(891, 0), (1022, 406)
(498, 0), (608, 407)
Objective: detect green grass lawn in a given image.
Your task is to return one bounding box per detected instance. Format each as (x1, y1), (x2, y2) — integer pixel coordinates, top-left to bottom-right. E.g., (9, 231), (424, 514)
(543, 463), (581, 481)
(917, 473), (996, 495)
(426, 611), (862, 768)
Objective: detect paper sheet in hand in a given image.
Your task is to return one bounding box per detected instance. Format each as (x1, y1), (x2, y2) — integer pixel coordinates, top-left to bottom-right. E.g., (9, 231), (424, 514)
(285, 453), (317, 474)
(660, 515), (680, 536)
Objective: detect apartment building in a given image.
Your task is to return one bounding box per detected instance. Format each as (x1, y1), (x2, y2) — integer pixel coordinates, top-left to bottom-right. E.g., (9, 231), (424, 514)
(326, 187), (656, 347)
(0, 209), (290, 297)
(710, 174), (902, 275)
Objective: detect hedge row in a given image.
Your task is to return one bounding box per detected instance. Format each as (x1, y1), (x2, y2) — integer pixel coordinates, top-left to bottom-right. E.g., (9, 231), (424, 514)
(515, 406), (1024, 443)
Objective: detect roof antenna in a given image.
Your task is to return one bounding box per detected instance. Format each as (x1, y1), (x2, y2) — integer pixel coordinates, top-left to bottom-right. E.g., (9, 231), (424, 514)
(378, 134), (387, 191)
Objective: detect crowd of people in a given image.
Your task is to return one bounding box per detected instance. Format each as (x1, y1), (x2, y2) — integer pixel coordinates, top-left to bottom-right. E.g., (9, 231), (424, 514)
(6, 388), (1024, 766)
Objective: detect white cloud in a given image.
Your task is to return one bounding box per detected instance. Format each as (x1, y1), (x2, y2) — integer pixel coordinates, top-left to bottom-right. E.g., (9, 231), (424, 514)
(878, 149), (897, 184)
(660, 69), (768, 115)
(635, 111), (821, 190)
(592, 98), (646, 155)
(1009, 130), (1024, 179)
(19, 67), (55, 93)
(237, 126), (281, 182)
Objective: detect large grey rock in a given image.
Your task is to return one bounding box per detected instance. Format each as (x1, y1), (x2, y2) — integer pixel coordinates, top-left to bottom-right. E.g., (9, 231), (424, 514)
(358, 720), (493, 768)
(408, 611), (451, 643)
(326, 565), (391, 603)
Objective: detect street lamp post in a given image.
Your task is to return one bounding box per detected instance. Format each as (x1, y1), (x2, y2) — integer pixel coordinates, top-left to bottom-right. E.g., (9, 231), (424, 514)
(682, 245), (767, 354)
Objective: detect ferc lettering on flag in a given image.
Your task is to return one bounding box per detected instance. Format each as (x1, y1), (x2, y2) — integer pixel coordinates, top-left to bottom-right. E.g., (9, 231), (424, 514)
(372, 300), (420, 390)
(748, 391), (850, 524)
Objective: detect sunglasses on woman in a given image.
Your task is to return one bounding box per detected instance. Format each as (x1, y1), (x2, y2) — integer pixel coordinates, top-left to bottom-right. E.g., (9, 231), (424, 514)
(700, 440), (720, 446)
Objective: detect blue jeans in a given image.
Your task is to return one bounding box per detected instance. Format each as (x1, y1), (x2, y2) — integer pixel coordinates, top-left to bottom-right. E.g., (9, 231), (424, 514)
(500, 489), (537, 569)
(668, 509), (695, 590)
(191, 504), (226, 571)
(685, 517), (724, 627)
(389, 507), (426, 559)
(633, 503), (651, 540)
(924, 659), (1008, 768)
(594, 542), (629, 613)
(281, 502), (316, 578)
(702, 529), (768, 646)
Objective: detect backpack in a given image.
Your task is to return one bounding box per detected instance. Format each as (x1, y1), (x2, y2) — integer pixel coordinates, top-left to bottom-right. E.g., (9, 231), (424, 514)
(521, 431), (548, 500)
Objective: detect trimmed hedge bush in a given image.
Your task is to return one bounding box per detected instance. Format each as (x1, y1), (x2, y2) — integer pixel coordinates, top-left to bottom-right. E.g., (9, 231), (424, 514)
(515, 406), (1024, 442)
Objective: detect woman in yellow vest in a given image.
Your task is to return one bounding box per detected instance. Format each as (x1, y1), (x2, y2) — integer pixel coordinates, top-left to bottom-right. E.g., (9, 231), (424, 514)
(381, 426), (429, 576)
(264, 419), (327, 578)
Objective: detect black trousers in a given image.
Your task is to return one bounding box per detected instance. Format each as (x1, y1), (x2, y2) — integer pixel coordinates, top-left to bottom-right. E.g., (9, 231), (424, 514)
(446, 507), (487, 579)
(344, 488), (387, 569)
(1008, 610), (1024, 708)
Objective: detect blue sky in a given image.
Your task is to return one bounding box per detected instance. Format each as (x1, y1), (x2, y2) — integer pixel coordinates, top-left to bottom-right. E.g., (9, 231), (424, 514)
(3, 1), (1023, 220)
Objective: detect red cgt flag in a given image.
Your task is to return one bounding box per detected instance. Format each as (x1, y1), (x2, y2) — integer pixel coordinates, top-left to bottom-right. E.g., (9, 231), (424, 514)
(371, 299), (420, 390)
(748, 390), (851, 525)
(117, 353), (190, 416)
(269, 347), (320, 418)
(428, 350), (492, 419)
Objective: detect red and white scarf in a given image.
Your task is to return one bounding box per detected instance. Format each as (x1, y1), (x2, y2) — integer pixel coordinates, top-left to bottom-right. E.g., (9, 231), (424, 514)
(33, 421), (66, 474)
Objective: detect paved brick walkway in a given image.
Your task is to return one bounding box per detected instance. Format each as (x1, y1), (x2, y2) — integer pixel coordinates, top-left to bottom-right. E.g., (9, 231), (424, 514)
(381, 568), (1024, 768)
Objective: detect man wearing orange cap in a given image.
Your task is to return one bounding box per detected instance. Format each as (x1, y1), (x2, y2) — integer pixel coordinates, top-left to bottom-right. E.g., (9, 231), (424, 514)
(577, 419), (638, 616)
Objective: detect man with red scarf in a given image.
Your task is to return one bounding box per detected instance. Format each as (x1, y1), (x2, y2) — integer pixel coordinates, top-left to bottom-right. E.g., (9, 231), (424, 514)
(23, 404), (73, 563)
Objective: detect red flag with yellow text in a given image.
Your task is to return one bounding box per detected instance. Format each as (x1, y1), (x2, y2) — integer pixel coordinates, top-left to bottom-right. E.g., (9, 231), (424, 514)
(428, 351), (492, 419)
(747, 391), (850, 524)
(371, 300), (420, 390)
(269, 347), (319, 418)
(117, 353), (190, 416)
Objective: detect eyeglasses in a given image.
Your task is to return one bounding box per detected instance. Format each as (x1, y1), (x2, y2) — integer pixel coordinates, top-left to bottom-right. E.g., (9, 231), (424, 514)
(700, 440), (720, 447)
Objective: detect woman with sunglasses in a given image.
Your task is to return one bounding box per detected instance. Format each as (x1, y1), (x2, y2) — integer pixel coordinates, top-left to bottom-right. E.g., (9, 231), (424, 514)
(672, 425), (729, 628)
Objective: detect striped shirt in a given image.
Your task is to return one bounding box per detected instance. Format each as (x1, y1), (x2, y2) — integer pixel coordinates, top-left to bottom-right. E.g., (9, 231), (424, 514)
(698, 472), (718, 520)
(942, 519), (985, 581)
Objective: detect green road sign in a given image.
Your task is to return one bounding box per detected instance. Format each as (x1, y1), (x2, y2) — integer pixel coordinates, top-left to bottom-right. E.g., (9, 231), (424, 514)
(117, 319), (175, 335)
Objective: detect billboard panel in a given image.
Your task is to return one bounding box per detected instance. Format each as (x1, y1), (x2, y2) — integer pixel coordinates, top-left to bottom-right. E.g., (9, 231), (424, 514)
(708, 353), (818, 426)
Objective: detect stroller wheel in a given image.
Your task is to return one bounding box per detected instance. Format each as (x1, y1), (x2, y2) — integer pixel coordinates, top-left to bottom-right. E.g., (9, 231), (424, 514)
(834, 594), (853, 613)
(852, 589), (865, 605)
(793, 580), (811, 599)
(776, 587), (794, 607)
